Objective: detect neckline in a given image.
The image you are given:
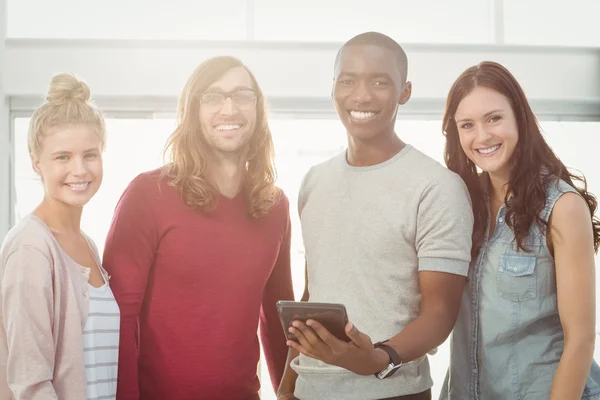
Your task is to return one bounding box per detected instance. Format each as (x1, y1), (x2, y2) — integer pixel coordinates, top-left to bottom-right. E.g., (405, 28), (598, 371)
(341, 144), (412, 171)
(88, 277), (108, 292)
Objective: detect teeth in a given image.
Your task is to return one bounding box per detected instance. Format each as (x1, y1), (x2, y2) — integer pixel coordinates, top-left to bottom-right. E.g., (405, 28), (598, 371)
(477, 145), (500, 154)
(349, 111), (376, 120)
(215, 124), (241, 131)
(67, 183), (89, 190)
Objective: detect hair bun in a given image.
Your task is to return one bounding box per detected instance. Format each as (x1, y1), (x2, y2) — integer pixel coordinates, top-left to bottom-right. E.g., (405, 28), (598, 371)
(45, 73), (92, 104)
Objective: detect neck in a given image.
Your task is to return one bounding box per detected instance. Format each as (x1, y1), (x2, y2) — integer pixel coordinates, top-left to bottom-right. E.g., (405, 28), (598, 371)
(488, 171), (510, 201)
(208, 150), (248, 199)
(34, 197), (83, 235)
(346, 130), (405, 167)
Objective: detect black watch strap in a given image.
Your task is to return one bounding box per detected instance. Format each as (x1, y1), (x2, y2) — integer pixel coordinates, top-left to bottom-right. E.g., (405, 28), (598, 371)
(374, 341), (401, 365)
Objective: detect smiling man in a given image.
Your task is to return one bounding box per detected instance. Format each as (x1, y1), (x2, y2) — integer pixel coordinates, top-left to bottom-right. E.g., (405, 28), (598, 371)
(276, 32), (474, 400)
(103, 56), (294, 400)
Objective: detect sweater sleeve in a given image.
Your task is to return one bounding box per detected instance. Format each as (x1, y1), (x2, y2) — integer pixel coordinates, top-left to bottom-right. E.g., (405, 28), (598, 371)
(103, 174), (159, 400)
(2, 245), (58, 400)
(259, 194), (295, 392)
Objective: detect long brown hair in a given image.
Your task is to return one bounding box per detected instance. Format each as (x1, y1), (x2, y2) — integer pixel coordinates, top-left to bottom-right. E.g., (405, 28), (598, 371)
(443, 61), (600, 259)
(162, 56), (280, 218)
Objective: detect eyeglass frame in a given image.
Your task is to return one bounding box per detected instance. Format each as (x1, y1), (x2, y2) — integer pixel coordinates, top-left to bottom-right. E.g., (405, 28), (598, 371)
(198, 88), (258, 113)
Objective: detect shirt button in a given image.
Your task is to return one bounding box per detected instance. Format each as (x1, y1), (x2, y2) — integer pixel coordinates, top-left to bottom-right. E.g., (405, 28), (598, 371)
(513, 266), (518, 271)
(83, 292), (89, 299)
(498, 217), (504, 223)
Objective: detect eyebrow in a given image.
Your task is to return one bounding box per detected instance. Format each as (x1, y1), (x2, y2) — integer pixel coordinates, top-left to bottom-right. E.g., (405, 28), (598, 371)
(205, 85), (253, 93)
(338, 72), (393, 80)
(455, 109), (504, 124)
(50, 148), (99, 156)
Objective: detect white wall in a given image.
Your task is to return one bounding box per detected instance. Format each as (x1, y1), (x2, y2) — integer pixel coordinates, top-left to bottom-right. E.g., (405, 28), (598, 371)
(6, 0), (600, 47)
(6, 0), (495, 43)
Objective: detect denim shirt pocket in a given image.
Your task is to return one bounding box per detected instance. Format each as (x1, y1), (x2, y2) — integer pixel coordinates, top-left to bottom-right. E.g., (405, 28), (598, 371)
(497, 254), (538, 302)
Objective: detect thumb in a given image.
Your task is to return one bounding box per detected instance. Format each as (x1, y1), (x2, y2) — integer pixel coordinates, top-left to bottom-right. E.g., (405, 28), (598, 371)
(345, 322), (370, 347)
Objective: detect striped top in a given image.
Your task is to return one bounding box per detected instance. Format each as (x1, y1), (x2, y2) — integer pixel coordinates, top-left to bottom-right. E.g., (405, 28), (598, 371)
(83, 277), (120, 400)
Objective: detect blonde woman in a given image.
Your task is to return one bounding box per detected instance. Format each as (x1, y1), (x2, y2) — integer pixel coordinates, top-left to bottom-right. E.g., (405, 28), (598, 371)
(0, 74), (119, 399)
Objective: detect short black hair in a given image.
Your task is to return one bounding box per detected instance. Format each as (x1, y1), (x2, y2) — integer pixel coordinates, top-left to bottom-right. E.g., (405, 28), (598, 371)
(334, 31), (408, 83)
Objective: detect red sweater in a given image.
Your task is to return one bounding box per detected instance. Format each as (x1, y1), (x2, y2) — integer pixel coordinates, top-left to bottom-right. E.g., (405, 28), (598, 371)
(103, 169), (294, 400)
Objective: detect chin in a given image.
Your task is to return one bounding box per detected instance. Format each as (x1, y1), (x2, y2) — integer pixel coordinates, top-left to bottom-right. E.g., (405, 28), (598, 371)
(52, 197), (91, 208)
(53, 188), (97, 208)
(215, 143), (248, 154)
(480, 163), (507, 176)
(68, 200), (91, 208)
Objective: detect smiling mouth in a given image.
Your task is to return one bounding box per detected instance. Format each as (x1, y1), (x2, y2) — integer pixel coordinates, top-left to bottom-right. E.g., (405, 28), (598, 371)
(476, 144), (501, 155)
(349, 110), (378, 120)
(65, 182), (90, 191)
(214, 124), (243, 131)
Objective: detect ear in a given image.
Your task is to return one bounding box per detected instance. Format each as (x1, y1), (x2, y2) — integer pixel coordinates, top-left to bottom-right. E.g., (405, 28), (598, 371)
(398, 81), (412, 106)
(30, 153), (42, 176)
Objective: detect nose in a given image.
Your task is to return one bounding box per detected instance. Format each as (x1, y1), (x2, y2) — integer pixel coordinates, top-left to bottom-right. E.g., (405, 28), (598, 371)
(71, 156), (87, 176)
(220, 96), (236, 116)
(351, 80), (374, 104)
(474, 122), (492, 142)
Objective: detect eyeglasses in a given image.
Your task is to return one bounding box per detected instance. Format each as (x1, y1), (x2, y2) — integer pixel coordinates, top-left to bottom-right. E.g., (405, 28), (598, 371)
(200, 89), (257, 113)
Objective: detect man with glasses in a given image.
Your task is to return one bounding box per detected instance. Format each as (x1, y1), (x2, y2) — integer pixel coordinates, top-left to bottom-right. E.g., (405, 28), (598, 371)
(103, 56), (294, 400)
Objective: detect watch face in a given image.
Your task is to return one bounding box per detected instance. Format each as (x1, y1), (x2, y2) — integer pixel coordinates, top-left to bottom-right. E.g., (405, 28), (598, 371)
(376, 363), (402, 379)
(376, 364), (394, 380)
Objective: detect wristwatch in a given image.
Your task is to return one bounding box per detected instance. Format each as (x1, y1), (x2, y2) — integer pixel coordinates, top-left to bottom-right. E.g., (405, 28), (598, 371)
(373, 341), (403, 379)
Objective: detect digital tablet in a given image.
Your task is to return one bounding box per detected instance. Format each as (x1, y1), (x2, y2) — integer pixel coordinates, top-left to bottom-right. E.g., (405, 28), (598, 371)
(276, 300), (351, 342)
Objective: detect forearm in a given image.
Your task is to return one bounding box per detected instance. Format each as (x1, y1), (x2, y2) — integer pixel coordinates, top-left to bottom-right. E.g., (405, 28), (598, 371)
(386, 310), (455, 363)
(260, 282), (294, 391)
(277, 348), (299, 398)
(550, 337), (595, 400)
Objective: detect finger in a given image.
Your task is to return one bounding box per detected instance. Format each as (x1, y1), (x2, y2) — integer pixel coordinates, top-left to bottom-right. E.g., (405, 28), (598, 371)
(289, 325), (319, 353)
(306, 319), (345, 351)
(345, 322), (372, 348)
(292, 321), (327, 348)
(286, 339), (319, 360)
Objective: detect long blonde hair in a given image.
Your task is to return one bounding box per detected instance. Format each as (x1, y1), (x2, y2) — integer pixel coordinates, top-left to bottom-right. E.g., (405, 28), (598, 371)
(163, 56), (280, 218)
(28, 73), (105, 157)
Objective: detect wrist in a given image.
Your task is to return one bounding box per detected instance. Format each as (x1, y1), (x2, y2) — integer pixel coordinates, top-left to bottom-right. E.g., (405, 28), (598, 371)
(372, 347), (391, 373)
(277, 386), (295, 400)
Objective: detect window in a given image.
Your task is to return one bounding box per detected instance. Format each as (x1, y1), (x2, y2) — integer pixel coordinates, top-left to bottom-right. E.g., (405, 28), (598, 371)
(13, 118), (176, 254)
(13, 117), (600, 399)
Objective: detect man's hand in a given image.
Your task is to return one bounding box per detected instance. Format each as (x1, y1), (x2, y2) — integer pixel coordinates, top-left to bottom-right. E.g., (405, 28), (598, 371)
(286, 320), (389, 376)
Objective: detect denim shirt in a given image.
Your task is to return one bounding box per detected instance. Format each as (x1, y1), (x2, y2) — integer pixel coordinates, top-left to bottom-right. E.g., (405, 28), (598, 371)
(440, 178), (600, 400)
